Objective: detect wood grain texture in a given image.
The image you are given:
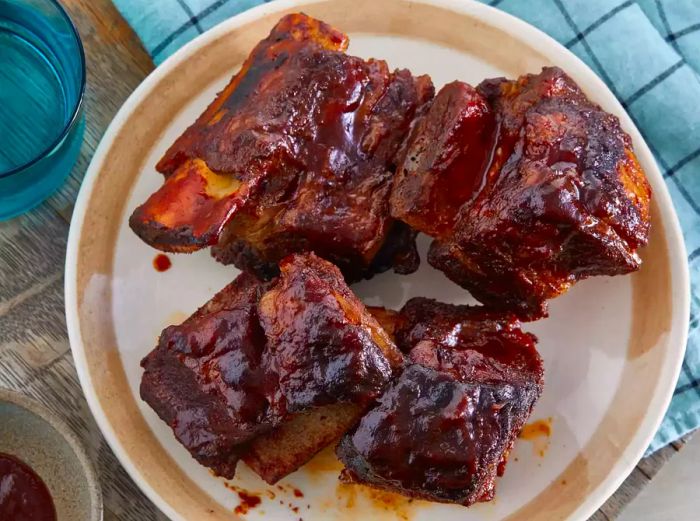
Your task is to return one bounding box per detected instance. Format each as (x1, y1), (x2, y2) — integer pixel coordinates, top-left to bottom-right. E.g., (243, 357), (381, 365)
(0, 1), (692, 519)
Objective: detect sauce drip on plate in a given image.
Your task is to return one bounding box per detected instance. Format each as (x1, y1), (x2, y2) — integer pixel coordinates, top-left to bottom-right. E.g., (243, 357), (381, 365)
(0, 453), (57, 521)
(153, 253), (172, 272)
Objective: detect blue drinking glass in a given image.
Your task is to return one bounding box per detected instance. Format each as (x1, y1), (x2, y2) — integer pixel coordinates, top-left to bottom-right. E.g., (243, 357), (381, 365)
(0, 0), (85, 220)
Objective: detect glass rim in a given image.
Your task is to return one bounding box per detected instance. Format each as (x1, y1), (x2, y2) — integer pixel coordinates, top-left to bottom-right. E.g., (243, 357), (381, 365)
(0, 0), (87, 179)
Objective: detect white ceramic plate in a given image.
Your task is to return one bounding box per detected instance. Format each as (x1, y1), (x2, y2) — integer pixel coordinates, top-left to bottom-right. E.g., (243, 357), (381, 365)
(65, 1), (690, 520)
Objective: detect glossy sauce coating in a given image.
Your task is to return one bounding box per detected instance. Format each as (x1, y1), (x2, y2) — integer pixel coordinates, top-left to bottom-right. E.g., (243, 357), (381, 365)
(258, 253), (402, 415)
(387, 66), (651, 318)
(430, 67), (651, 318)
(391, 81), (495, 237)
(210, 43), (433, 281)
(0, 453), (56, 521)
(140, 272), (270, 478)
(396, 298), (542, 385)
(338, 365), (526, 505)
(130, 14), (349, 251)
(140, 253), (402, 482)
(131, 13), (433, 282)
(338, 298), (543, 506)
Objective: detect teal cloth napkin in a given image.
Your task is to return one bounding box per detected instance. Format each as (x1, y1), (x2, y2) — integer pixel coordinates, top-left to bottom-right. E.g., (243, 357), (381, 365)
(112, 0), (700, 454)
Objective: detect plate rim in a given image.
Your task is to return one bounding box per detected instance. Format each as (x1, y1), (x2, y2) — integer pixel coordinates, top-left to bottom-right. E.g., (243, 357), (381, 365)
(65, 0), (690, 519)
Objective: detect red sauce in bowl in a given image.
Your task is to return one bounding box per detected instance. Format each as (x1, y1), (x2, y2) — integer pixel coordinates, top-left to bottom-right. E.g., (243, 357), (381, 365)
(0, 453), (56, 521)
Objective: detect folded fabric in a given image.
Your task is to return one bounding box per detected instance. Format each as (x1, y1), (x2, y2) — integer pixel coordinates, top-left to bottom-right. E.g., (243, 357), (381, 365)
(111, 0), (700, 454)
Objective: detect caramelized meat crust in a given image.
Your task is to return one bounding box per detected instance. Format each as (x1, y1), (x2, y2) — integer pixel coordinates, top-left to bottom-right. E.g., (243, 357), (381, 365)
(209, 56), (432, 282)
(337, 298), (543, 505)
(247, 253), (403, 483)
(337, 365), (534, 505)
(130, 13), (433, 280)
(395, 299), (542, 381)
(129, 14), (347, 252)
(258, 253), (403, 416)
(140, 253), (403, 482)
(140, 273), (271, 478)
(392, 67), (651, 318)
(391, 81), (495, 237)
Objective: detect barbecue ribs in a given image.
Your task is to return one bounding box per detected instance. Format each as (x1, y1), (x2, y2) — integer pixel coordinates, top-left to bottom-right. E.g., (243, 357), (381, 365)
(242, 253), (403, 483)
(392, 67), (651, 318)
(338, 298), (543, 505)
(140, 253), (403, 482)
(130, 13), (433, 282)
(140, 272), (270, 478)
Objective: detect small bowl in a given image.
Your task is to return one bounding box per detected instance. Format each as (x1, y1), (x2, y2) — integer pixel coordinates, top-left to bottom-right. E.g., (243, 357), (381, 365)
(0, 388), (103, 520)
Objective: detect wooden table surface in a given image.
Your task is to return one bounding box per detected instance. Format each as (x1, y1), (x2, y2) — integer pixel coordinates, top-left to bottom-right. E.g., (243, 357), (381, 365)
(0, 1), (693, 520)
